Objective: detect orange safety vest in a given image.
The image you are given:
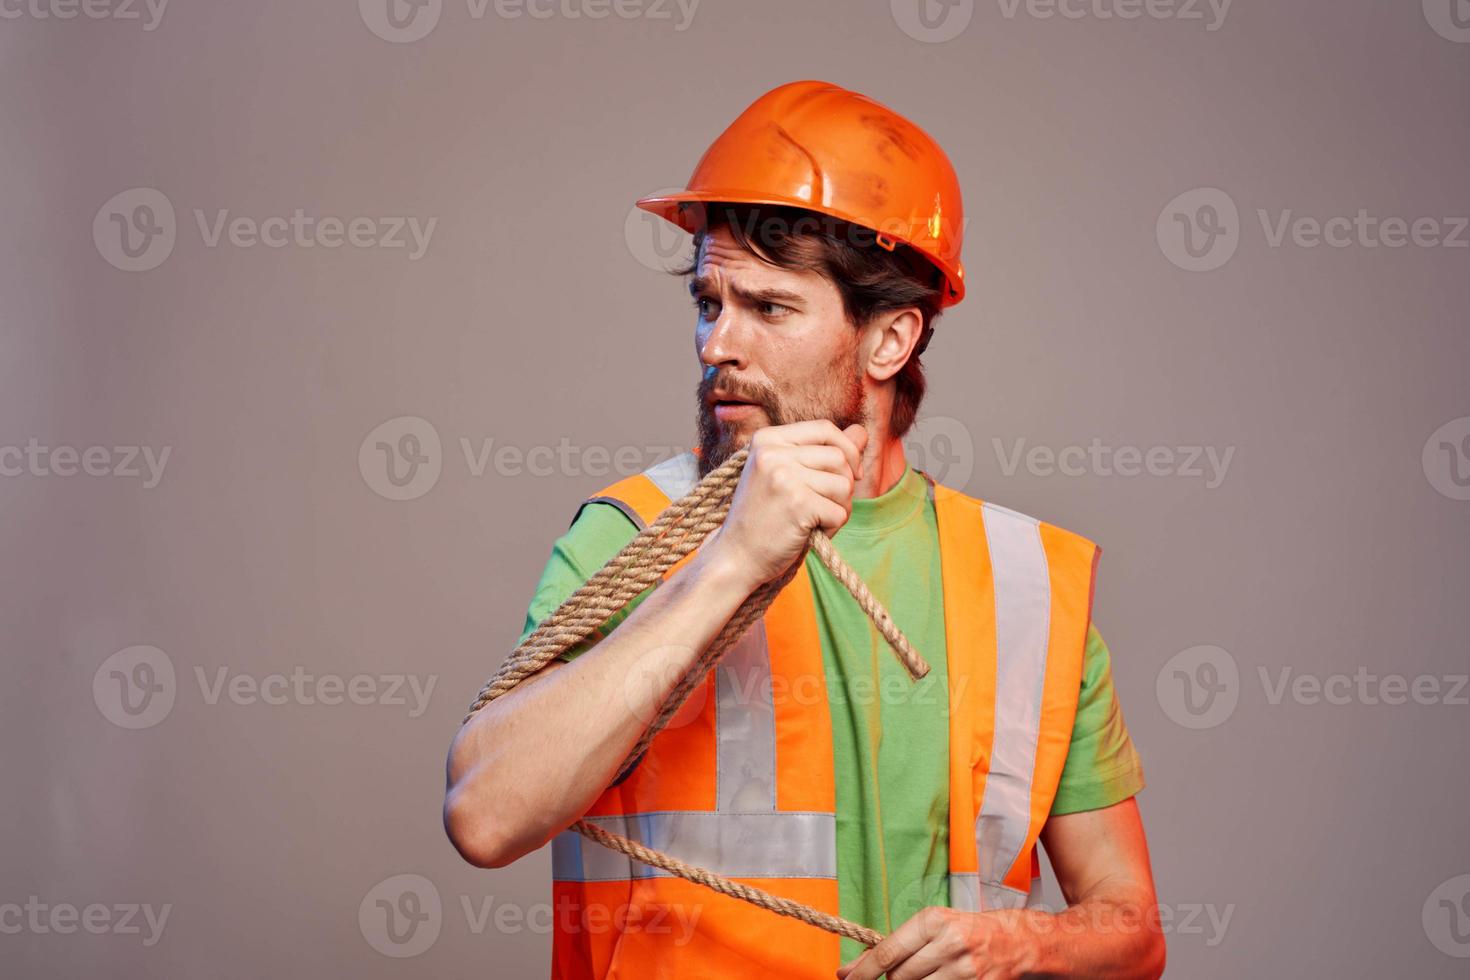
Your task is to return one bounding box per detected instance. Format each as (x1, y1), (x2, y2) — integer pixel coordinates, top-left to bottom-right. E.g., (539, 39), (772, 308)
(550, 451), (1100, 979)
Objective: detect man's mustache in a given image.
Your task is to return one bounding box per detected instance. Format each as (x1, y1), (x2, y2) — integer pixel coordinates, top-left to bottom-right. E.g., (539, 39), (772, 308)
(696, 373), (779, 417)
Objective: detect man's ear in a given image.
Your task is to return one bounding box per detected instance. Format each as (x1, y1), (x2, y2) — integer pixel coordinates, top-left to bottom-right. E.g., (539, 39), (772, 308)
(862, 307), (925, 382)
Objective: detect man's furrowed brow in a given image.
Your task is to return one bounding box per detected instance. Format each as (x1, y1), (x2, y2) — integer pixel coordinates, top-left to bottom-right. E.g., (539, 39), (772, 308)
(687, 274), (806, 306)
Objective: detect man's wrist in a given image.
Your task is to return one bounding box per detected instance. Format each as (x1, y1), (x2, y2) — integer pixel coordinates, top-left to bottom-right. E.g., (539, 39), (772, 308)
(689, 537), (763, 599)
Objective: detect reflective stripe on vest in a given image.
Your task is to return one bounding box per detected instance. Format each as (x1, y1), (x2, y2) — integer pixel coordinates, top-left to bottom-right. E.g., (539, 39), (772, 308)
(553, 810), (836, 881)
(550, 450), (1097, 977)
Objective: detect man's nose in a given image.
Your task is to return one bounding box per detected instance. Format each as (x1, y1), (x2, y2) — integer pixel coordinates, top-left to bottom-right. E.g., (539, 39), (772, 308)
(697, 308), (748, 370)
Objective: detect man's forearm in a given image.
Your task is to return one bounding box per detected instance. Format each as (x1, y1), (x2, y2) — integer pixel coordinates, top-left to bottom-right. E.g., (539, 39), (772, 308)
(444, 540), (759, 869)
(1007, 880), (1166, 979)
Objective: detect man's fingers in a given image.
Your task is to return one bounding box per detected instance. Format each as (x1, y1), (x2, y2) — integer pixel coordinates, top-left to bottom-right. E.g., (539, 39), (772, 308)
(837, 912), (935, 980)
(760, 419), (864, 478)
(813, 498), (851, 538)
(787, 444), (854, 479)
(882, 941), (953, 980)
(843, 422), (870, 469)
(797, 471), (854, 525)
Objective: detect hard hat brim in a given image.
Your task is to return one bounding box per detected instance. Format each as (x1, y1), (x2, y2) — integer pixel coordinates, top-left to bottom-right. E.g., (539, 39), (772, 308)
(635, 190), (965, 307)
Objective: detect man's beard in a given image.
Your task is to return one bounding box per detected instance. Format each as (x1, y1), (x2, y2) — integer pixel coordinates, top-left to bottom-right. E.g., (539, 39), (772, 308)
(695, 348), (870, 478)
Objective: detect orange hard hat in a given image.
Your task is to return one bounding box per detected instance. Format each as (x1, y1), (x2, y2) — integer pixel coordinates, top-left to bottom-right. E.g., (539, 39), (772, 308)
(636, 80), (967, 308)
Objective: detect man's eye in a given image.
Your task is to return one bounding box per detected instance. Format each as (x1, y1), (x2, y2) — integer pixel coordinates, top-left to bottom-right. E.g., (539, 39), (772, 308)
(693, 297), (717, 319)
(759, 301), (792, 318)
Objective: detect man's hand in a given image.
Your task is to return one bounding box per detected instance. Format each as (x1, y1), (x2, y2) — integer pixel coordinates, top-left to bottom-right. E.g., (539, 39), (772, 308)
(836, 906), (1041, 980)
(836, 800), (1164, 979)
(704, 419), (868, 591)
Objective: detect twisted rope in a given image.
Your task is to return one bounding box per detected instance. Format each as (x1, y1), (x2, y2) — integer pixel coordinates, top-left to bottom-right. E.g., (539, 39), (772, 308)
(462, 447), (928, 947)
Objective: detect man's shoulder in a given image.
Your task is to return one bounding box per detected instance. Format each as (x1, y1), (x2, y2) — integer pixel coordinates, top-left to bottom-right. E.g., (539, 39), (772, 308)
(576, 449), (699, 529)
(923, 474), (1100, 556)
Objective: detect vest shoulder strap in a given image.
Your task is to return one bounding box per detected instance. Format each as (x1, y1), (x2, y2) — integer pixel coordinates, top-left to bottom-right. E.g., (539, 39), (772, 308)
(575, 450), (700, 529)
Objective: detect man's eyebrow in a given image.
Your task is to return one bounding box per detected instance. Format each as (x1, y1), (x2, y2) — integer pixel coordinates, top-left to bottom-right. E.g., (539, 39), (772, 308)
(686, 275), (806, 307)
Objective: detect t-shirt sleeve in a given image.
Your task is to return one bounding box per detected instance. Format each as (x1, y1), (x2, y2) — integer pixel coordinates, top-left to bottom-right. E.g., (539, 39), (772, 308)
(515, 501), (653, 786)
(516, 500), (646, 662)
(1049, 623), (1147, 816)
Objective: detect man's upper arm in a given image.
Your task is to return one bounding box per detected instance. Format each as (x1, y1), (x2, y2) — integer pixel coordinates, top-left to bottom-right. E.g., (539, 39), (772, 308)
(516, 500), (645, 662)
(1050, 623), (1146, 816)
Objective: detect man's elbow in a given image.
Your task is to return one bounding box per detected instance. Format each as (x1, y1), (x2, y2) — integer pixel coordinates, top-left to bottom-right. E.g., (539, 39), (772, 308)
(443, 785), (517, 870)
(1140, 928), (1167, 979)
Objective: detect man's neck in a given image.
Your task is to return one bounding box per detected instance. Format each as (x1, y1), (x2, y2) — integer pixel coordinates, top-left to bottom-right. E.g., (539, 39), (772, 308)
(854, 435), (908, 499)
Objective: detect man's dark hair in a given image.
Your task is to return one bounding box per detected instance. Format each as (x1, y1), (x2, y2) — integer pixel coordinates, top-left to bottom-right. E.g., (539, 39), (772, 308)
(671, 203), (944, 438)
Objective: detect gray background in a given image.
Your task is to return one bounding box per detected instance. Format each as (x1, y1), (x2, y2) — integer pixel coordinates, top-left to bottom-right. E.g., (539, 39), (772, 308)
(3, 0), (1468, 976)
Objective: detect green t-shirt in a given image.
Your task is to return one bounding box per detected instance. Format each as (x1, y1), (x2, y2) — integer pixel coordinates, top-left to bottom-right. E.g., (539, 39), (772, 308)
(518, 463), (1145, 960)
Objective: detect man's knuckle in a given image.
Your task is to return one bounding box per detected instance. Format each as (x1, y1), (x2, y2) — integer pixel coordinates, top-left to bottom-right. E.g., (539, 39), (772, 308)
(873, 944), (901, 970)
(936, 925), (967, 956)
